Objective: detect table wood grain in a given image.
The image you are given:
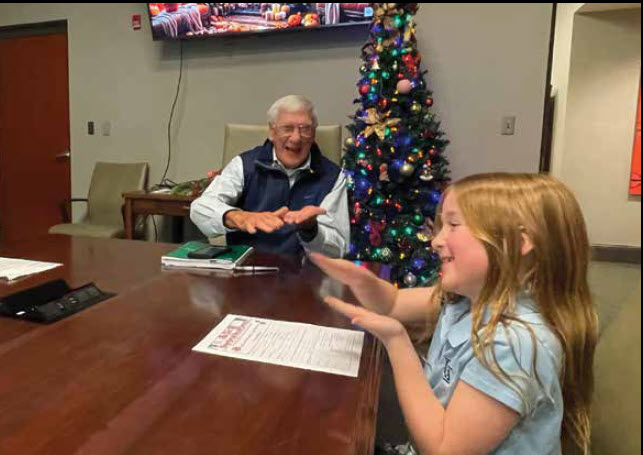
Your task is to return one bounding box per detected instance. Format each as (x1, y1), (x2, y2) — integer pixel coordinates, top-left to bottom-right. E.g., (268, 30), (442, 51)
(0, 235), (382, 455)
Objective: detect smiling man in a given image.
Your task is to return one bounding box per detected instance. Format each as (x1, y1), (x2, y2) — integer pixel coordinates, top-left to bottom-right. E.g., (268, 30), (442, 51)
(190, 95), (349, 258)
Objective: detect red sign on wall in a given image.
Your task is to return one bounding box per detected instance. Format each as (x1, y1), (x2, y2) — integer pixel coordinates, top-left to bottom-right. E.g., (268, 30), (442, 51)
(132, 14), (142, 30)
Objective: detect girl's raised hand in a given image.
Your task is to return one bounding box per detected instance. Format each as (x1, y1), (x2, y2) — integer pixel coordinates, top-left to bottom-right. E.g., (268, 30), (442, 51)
(324, 296), (405, 345)
(309, 252), (375, 288)
(310, 252), (398, 316)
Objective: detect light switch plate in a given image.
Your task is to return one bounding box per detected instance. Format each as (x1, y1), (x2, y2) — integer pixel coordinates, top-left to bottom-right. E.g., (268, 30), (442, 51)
(101, 121), (111, 136)
(501, 116), (516, 135)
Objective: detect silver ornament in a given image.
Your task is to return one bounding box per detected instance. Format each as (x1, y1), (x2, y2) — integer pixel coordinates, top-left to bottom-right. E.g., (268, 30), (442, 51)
(403, 272), (418, 287)
(381, 247), (393, 261)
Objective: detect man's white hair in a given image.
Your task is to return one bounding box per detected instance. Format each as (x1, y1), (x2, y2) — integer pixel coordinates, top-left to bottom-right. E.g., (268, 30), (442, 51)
(267, 95), (318, 127)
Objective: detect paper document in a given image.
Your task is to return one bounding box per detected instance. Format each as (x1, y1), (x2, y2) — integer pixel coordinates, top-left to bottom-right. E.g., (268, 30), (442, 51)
(0, 257), (62, 281)
(193, 314), (365, 378)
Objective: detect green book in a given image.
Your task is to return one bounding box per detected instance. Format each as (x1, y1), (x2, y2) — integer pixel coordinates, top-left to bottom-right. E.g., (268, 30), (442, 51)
(161, 241), (253, 270)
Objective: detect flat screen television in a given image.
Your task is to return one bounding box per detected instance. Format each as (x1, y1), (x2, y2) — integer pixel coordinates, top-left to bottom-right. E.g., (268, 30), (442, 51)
(147, 3), (373, 40)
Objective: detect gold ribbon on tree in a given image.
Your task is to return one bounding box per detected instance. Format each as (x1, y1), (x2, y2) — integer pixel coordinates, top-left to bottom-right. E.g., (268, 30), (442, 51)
(374, 3), (403, 18)
(359, 108), (401, 140)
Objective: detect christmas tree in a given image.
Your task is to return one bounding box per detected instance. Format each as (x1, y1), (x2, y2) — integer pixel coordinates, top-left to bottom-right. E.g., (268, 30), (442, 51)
(343, 3), (450, 288)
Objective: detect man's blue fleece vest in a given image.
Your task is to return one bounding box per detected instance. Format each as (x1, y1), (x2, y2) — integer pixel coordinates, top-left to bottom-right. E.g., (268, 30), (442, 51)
(226, 140), (341, 257)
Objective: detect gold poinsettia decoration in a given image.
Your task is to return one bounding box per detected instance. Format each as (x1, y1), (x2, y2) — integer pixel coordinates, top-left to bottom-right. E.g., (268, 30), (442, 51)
(359, 108), (401, 140)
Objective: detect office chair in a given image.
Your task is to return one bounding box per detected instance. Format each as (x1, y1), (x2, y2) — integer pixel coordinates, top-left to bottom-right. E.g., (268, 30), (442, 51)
(49, 161), (148, 239)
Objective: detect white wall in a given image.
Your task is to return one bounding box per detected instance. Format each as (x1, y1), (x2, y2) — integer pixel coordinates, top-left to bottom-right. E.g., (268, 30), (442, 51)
(550, 3), (584, 177)
(1, 3), (552, 221)
(552, 6), (641, 247)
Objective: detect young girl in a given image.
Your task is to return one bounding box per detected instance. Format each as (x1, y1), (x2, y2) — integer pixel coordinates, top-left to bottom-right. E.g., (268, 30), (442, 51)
(311, 173), (598, 455)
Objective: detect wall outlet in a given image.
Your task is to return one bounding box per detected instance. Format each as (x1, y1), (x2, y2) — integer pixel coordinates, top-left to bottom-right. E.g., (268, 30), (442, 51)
(101, 121), (111, 136)
(87, 121), (94, 135)
(501, 116), (516, 135)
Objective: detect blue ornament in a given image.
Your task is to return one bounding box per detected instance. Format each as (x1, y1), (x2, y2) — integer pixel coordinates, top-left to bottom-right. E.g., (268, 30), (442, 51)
(430, 191), (442, 204)
(412, 258), (427, 271)
(394, 134), (413, 150)
(391, 159), (404, 170)
(355, 178), (372, 199)
(388, 159), (405, 182)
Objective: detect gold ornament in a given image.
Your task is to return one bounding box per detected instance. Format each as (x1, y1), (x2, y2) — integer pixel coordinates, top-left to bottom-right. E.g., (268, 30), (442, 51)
(400, 162), (414, 177)
(402, 18), (416, 42)
(417, 232), (431, 243)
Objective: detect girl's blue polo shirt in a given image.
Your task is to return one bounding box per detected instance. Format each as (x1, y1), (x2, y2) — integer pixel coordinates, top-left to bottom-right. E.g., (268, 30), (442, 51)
(405, 294), (564, 455)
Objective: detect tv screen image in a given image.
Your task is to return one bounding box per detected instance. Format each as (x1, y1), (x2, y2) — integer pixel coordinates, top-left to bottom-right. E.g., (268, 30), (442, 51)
(148, 3), (373, 40)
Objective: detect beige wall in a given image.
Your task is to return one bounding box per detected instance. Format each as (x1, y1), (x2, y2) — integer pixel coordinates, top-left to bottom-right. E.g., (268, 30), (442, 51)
(1, 3), (551, 220)
(553, 6), (641, 247)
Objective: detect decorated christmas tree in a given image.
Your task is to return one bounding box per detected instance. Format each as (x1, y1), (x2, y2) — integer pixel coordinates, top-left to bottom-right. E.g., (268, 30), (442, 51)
(343, 3), (450, 288)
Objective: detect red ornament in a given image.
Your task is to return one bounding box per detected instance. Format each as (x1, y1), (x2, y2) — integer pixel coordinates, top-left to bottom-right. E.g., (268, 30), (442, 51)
(359, 84), (371, 95)
(378, 98), (389, 110)
(425, 97), (434, 107)
(369, 220), (386, 247)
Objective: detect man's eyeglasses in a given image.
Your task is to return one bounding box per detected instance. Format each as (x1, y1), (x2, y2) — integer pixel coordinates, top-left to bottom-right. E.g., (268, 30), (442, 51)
(273, 124), (315, 138)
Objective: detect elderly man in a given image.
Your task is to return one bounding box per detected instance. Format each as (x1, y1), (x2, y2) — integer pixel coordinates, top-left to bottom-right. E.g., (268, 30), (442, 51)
(190, 95), (349, 258)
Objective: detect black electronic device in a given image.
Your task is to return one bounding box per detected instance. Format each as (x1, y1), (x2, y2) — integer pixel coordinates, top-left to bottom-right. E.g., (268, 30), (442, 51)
(0, 279), (115, 324)
(187, 245), (232, 260)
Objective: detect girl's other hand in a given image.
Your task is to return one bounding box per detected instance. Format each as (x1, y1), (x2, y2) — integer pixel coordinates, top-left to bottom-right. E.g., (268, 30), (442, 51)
(325, 295), (405, 345)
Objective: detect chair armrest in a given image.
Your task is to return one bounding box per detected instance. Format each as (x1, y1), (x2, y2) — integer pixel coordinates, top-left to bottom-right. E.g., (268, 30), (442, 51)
(59, 198), (88, 223)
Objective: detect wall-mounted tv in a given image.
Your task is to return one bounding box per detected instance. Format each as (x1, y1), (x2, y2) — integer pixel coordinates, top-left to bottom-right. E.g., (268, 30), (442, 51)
(148, 3), (373, 40)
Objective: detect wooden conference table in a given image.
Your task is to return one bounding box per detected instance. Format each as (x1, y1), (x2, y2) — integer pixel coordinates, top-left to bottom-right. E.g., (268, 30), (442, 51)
(0, 235), (382, 455)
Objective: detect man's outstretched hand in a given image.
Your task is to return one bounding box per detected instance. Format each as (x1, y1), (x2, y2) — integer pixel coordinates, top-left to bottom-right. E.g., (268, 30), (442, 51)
(282, 205), (326, 230)
(225, 205), (326, 234)
(224, 207), (289, 234)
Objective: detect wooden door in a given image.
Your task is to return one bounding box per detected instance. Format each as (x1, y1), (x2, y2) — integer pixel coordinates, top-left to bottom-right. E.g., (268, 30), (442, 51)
(0, 31), (71, 244)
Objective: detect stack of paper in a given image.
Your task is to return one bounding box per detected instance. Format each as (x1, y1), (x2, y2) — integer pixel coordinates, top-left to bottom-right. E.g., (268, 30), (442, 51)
(161, 242), (253, 270)
(0, 257), (62, 281)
